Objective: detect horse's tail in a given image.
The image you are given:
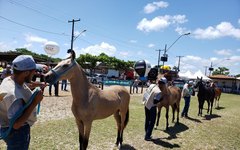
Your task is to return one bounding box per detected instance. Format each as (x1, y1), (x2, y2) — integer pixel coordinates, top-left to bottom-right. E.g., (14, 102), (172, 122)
(124, 108), (129, 128)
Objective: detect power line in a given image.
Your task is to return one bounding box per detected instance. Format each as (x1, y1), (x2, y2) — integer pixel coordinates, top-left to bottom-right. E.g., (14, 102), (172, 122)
(0, 15), (69, 36)
(7, 0), (66, 24)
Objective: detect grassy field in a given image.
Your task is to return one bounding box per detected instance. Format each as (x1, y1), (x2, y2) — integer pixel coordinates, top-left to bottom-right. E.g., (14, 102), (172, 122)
(1, 93), (240, 150)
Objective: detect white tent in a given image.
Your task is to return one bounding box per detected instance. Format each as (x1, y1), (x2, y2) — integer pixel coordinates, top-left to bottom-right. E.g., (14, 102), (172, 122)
(179, 70), (194, 79)
(192, 70), (211, 81)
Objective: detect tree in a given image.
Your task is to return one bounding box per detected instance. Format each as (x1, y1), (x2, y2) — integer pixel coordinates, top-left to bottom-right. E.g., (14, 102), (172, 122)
(76, 53), (135, 73)
(212, 67), (230, 75)
(16, 48), (61, 62)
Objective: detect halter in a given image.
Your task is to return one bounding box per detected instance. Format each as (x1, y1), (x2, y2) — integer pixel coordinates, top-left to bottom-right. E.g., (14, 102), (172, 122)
(49, 60), (77, 85)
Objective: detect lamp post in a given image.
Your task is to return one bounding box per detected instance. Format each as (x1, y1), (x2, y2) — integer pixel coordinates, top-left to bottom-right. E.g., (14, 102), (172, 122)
(156, 49), (164, 72)
(208, 58), (230, 76)
(161, 32), (190, 67)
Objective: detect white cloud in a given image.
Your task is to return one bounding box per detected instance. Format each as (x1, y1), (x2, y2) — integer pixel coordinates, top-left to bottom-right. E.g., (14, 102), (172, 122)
(0, 42), (10, 51)
(214, 49), (232, 56)
(25, 34), (48, 44)
(144, 1), (168, 14)
(129, 40), (137, 43)
(119, 51), (129, 57)
(137, 15), (187, 32)
(238, 19), (240, 25)
(148, 43), (155, 48)
(175, 27), (191, 35)
(23, 43), (32, 49)
(80, 42), (116, 56)
(192, 22), (240, 39)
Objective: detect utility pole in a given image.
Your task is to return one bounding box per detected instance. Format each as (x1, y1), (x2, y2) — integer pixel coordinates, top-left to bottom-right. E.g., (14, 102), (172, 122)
(162, 44), (167, 67)
(204, 66), (208, 75)
(68, 19), (80, 50)
(176, 56), (184, 72)
(156, 49), (164, 72)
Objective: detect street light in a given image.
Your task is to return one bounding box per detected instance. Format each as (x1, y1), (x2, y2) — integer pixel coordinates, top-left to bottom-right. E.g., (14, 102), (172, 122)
(73, 29), (87, 41)
(208, 58), (230, 76)
(161, 32), (191, 67)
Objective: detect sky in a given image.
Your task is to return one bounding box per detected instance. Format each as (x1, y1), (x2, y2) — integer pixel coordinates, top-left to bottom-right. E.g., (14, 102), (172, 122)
(0, 0), (240, 75)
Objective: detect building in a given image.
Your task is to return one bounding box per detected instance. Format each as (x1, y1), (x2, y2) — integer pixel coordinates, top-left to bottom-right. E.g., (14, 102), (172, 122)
(208, 75), (239, 94)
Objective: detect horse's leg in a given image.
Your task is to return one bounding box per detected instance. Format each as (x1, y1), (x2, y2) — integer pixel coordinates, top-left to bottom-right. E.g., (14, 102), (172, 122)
(165, 106), (169, 130)
(155, 106), (162, 129)
(114, 111), (121, 147)
(176, 102), (180, 124)
(207, 100), (210, 114)
(198, 99), (201, 116)
(171, 104), (175, 123)
(76, 119), (84, 150)
(82, 121), (93, 150)
(118, 109), (129, 148)
(210, 98), (214, 115)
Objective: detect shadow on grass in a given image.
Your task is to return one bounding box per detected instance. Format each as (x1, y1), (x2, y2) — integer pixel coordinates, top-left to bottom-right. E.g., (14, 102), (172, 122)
(120, 144), (136, 150)
(185, 116), (202, 123)
(151, 138), (180, 148)
(215, 106), (225, 110)
(162, 122), (189, 140)
(204, 114), (221, 120)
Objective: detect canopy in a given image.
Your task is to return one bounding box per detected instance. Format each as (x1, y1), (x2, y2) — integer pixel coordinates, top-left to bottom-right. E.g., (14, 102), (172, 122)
(178, 70), (194, 79)
(192, 70), (211, 81)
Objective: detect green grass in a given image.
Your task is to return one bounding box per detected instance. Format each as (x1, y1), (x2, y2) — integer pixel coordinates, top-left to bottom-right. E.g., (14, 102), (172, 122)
(1, 93), (240, 150)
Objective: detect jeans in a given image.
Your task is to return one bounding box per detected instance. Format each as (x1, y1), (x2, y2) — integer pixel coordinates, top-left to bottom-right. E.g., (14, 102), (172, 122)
(61, 80), (67, 90)
(144, 106), (156, 139)
(1, 124), (30, 150)
(182, 96), (191, 117)
(49, 81), (59, 96)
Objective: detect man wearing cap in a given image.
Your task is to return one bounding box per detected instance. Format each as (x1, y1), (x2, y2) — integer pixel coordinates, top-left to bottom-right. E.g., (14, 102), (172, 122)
(0, 55), (44, 149)
(143, 78), (164, 141)
(181, 80), (194, 118)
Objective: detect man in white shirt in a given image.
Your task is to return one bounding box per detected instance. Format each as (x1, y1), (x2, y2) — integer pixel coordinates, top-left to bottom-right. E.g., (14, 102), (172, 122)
(143, 78), (165, 141)
(0, 55), (44, 149)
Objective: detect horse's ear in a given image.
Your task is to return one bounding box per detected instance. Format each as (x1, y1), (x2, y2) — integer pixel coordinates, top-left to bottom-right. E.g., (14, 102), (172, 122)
(197, 76), (199, 79)
(71, 50), (76, 60)
(67, 49), (76, 60)
(201, 77), (202, 80)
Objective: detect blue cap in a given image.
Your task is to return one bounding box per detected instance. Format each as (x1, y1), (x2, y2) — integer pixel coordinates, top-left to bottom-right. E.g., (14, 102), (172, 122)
(12, 55), (36, 71)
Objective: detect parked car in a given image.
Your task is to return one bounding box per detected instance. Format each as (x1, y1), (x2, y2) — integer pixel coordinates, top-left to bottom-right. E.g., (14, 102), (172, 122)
(173, 79), (186, 91)
(91, 73), (108, 84)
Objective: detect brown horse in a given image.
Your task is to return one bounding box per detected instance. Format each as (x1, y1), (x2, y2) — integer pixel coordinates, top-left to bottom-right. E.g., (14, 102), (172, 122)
(155, 80), (181, 130)
(45, 51), (130, 150)
(210, 83), (222, 108)
(214, 88), (222, 108)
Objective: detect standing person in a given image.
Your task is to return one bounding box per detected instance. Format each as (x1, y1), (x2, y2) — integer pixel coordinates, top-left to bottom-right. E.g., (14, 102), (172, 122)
(49, 81), (59, 96)
(132, 77), (140, 93)
(181, 80), (194, 118)
(0, 55), (44, 149)
(142, 79), (163, 141)
(0, 64), (12, 80)
(61, 79), (67, 91)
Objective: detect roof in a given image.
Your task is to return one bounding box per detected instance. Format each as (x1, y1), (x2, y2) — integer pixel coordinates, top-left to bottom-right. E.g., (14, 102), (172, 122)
(208, 75), (237, 80)
(0, 51), (49, 63)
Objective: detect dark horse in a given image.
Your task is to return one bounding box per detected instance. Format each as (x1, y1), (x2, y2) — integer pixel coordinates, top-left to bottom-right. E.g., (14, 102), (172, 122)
(194, 77), (215, 116)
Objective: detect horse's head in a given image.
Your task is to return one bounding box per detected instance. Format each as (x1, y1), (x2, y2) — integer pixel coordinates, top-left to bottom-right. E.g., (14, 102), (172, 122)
(45, 50), (77, 85)
(194, 76), (203, 89)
